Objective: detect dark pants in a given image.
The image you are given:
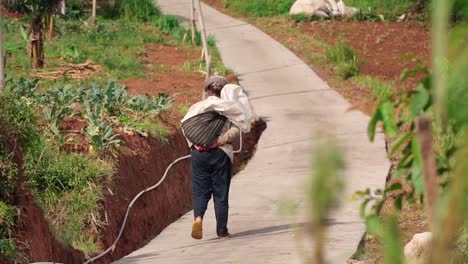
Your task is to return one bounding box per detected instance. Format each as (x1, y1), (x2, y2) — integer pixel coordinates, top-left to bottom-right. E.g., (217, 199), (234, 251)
(191, 148), (232, 237)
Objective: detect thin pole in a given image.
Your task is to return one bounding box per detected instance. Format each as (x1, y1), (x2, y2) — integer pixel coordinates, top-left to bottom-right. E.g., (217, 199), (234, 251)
(0, 8), (5, 91)
(191, 0), (196, 45)
(195, 0), (211, 80)
(92, 0), (97, 17)
(61, 0), (66, 15)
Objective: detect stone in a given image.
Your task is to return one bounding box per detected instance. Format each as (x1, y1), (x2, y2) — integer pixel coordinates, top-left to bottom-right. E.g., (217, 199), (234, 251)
(404, 232), (433, 264)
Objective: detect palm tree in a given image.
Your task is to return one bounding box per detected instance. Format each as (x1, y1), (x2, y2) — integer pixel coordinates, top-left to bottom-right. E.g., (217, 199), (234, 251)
(19, 0), (62, 68)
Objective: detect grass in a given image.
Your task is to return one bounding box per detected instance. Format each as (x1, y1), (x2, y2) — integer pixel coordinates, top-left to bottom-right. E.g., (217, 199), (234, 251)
(222, 0), (296, 17)
(325, 41), (360, 80)
(355, 76), (393, 100)
(26, 148), (113, 256)
(342, 0), (414, 20)
(119, 0), (161, 22)
(4, 15), (200, 86)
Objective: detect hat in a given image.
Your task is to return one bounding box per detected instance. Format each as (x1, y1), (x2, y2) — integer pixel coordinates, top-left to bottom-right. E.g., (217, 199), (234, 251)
(204, 76), (228, 90)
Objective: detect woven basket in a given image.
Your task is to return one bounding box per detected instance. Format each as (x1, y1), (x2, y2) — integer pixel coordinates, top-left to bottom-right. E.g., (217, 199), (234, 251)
(181, 111), (227, 147)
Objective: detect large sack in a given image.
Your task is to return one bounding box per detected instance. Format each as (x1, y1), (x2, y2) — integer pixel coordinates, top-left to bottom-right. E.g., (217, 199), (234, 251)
(290, 0), (324, 16)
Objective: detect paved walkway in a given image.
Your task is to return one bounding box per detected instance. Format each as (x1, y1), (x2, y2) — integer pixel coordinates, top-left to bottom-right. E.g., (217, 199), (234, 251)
(115, 1), (390, 263)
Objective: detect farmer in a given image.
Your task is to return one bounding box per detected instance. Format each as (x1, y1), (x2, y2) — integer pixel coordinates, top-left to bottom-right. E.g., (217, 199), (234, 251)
(182, 76), (253, 240)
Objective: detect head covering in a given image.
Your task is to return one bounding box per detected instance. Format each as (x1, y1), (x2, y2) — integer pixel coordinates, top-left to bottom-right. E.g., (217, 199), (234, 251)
(204, 75), (228, 91)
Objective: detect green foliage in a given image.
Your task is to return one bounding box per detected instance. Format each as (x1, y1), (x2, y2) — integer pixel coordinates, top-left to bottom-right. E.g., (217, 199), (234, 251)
(0, 201), (20, 260)
(0, 95), (41, 152)
(325, 41), (360, 79)
(308, 136), (345, 223)
(345, 0), (413, 20)
(27, 149), (113, 255)
(1, 0), (28, 13)
(67, 0), (88, 18)
(223, 0), (296, 17)
(127, 93), (174, 119)
(119, 0), (161, 22)
(355, 76), (393, 100)
(28, 150), (112, 194)
(177, 103), (190, 116)
(17, 0), (62, 20)
(366, 215), (405, 264)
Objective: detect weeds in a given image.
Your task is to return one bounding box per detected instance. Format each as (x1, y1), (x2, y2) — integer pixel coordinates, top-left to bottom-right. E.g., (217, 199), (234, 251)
(326, 41), (360, 79)
(223, 0), (296, 17)
(27, 149), (113, 256)
(119, 0), (161, 22)
(356, 76), (393, 99)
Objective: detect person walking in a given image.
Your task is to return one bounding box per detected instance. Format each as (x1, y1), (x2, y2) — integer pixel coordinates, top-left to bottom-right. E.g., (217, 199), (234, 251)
(183, 76), (242, 240)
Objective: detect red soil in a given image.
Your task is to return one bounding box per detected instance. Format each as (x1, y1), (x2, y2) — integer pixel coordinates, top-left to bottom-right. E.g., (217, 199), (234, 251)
(2, 9), (26, 19)
(297, 20), (431, 81)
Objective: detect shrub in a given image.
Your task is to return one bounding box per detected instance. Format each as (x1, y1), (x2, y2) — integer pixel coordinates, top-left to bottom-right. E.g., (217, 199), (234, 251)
(0, 201), (19, 260)
(119, 0), (161, 22)
(325, 41), (360, 80)
(0, 95), (41, 152)
(67, 0), (87, 18)
(28, 151), (112, 194)
(27, 149), (113, 255)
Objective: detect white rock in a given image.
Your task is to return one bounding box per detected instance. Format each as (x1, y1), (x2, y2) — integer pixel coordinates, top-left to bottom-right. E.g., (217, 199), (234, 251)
(404, 232), (433, 264)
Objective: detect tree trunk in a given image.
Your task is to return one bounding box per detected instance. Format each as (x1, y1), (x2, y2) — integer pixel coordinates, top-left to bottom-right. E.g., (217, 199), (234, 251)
(45, 14), (55, 41)
(30, 18), (45, 69)
(0, 8), (5, 91)
(415, 117), (439, 230)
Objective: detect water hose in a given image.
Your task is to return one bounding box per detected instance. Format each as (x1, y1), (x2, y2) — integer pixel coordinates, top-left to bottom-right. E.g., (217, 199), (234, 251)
(83, 132), (243, 263)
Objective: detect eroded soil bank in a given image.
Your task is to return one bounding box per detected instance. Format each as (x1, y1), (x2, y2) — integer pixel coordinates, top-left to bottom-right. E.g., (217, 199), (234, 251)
(19, 121), (265, 264)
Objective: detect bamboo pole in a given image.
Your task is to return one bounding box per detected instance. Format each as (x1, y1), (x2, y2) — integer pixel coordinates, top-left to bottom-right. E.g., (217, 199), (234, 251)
(432, 0), (449, 130)
(191, 0), (197, 46)
(195, 0), (211, 80)
(0, 8), (5, 91)
(92, 0), (97, 18)
(61, 0), (66, 15)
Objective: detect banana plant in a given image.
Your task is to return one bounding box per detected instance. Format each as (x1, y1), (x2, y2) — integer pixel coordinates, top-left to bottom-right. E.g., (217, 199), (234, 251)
(13, 0), (62, 68)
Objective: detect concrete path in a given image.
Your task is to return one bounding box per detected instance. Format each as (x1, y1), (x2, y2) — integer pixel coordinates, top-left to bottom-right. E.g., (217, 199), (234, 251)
(115, 1), (390, 263)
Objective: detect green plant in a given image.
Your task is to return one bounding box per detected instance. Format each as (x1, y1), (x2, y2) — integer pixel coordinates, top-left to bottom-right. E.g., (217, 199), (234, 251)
(27, 149), (113, 255)
(119, 0), (161, 22)
(0, 201), (20, 260)
(19, 0), (63, 68)
(223, 0), (296, 17)
(67, 0), (87, 18)
(356, 76), (393, 100)
(5, 77), (40, 99)
(0, 96), (41, 152)
(83, 82), (129, 116)
(127, 93), (174, 119)
(83, 101), (122, 154)
(177, 103), (190, 116)
(325, 41), (360, 79)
